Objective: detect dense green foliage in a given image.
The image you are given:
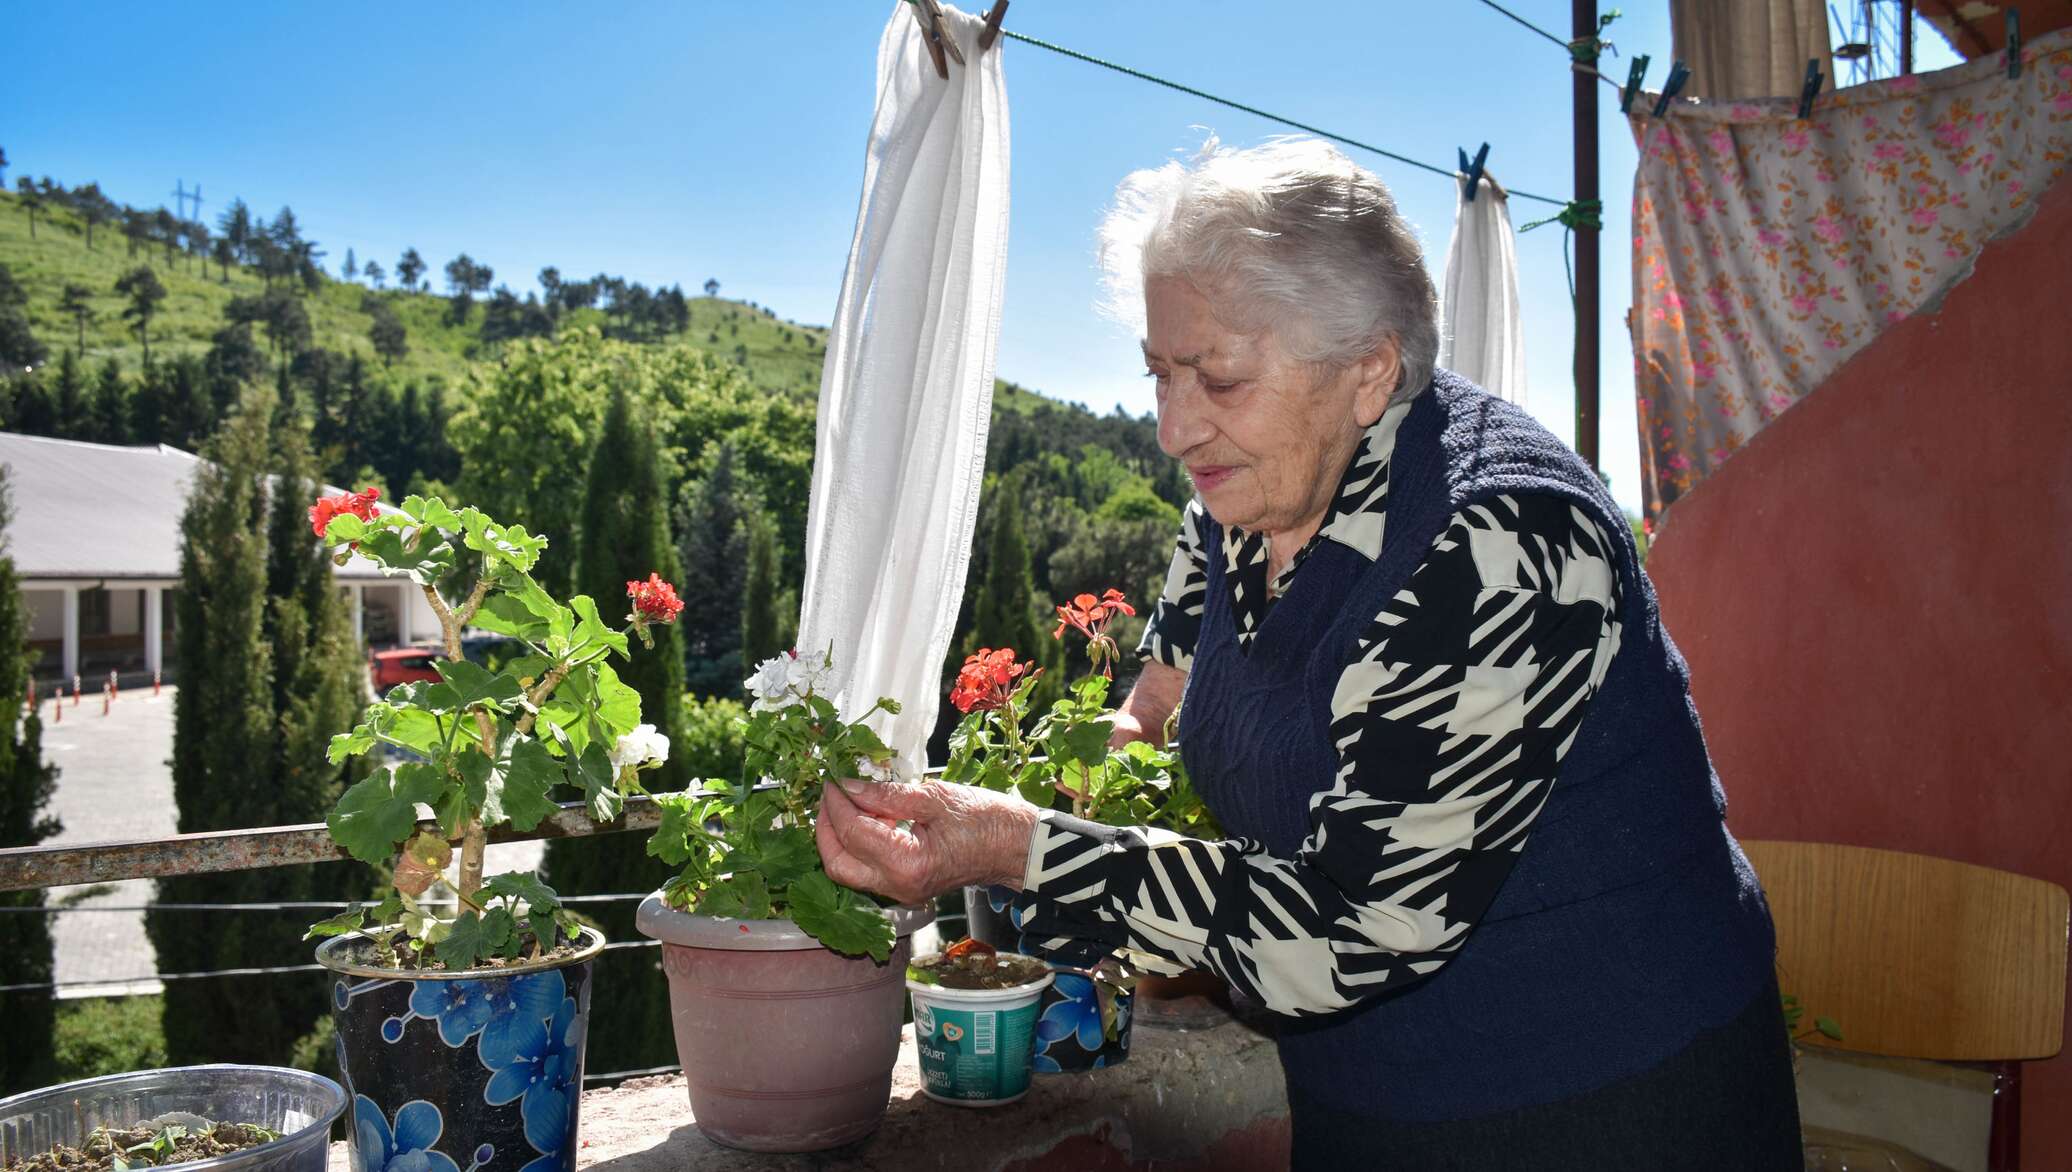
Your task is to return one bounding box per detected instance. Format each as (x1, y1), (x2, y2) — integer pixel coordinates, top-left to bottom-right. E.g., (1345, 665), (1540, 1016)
(52, 996), (167, 1083)
(148, 386), (368, 1065)
(0, 470), (62, 1094)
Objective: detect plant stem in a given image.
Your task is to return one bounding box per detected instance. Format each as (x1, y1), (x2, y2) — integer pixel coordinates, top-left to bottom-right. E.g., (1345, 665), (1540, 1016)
(423, 580), (492, 905)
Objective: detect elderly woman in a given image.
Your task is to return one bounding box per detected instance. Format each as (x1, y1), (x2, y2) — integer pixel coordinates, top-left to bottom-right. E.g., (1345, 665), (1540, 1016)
(818, 138), (1799, 1168)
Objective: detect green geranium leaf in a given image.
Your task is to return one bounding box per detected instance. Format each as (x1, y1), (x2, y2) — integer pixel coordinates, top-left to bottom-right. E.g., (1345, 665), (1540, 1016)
(471, 593), (548, 640)
(590, 662), (642, 739)
(576, 741), (621, 822)
(321, 513), (366, 543)
(458, 734), (562, 832)
(436, 907), (518, 970)
(786, 870), (893, 963)
(723, 825), (819, 891)
(302, 904), (368, 941)
(1815, 1016), (1843, 1041)
(647, 791), (725, 867)
(400, 495), (465, 532)
(485, 871), (561, 911)
(354, 526), (457, 587)
(432, 659), (524, 711)
(461, 513), (548, 575)
(569, 595), (631, 660)
(328, 763), (443, 864)
(698, 872), (774, 920)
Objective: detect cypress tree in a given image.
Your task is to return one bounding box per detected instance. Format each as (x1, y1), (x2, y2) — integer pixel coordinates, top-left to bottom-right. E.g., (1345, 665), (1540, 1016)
(967, 478), (1060, 712)
(740, 511), (782, 665)
(676, 442), (750, 697)
(546, 383), (690, 1074)
(147, 384), (363, 1065)
(0, 471), (62, 1094)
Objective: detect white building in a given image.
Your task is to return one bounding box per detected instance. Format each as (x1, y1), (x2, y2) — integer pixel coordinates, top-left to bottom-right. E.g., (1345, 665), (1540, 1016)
(0, 433), (439, 682)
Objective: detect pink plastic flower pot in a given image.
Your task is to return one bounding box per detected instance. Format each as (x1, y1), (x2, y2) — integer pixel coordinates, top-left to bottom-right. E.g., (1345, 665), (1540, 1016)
(634, 893), (933, 1153)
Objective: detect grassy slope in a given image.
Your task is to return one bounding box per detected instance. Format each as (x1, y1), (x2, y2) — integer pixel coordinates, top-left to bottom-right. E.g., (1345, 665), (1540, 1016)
(0, 191), (839, 397)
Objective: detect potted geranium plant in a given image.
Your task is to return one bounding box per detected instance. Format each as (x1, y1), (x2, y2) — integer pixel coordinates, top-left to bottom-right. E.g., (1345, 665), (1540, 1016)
(943, 588), (1222, 1072)
(634, 648), (935, 1153)
(301, 489), (681, 1172)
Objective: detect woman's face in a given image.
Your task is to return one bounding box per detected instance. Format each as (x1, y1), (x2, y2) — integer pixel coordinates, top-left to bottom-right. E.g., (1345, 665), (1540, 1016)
(1144, 276), (1396, 543)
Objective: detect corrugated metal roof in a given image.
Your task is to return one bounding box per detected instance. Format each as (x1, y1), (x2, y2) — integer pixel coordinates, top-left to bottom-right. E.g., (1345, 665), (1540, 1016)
(0, 432), (394, 582)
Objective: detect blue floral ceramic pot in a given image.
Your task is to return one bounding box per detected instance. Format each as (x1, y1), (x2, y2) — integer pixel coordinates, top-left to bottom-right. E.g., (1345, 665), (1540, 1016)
(317, 928), (604, 1172)
(1030, 967), (1132, 1073)
(961, 884), (1018, 949)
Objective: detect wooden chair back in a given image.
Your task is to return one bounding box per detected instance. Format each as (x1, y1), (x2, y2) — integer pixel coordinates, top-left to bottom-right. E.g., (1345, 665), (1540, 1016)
(1741, 839), (2068, 1062)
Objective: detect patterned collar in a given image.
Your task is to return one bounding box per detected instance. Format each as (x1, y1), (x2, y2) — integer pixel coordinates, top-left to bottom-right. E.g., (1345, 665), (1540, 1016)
(1219, 397), (1414, 648)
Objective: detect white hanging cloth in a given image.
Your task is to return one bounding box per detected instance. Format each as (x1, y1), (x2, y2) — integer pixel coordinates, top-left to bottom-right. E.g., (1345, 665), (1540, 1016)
(1437, 174), (1526, 405)
(795, 1), (1011, 776)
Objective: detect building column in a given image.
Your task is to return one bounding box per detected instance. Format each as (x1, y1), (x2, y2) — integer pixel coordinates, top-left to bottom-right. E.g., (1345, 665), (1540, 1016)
(60, 585), (80, 682)
(351, 584), (365, 644)
(144, 586), (164, 676)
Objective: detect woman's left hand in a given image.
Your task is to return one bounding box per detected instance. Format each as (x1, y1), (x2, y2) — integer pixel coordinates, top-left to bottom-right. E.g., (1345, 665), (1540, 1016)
(815, 780), (1039, 906)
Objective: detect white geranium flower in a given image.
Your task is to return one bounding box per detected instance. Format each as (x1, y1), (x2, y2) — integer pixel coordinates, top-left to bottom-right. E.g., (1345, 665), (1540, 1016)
(609, 723), (671, 771)
(745, 653), (798, 712)
(784, 650), (831, 698)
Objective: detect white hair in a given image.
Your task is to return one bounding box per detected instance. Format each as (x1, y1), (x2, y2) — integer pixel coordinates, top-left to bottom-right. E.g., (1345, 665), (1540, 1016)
(1098, 135), (1439, 399)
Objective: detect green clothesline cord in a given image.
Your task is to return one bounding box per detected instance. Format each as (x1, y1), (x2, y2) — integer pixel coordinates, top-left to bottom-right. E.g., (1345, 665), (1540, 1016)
(988, 25), (1571, 208)
(1518, 198), (1603, 234)
(1470, 0), (1622, 65)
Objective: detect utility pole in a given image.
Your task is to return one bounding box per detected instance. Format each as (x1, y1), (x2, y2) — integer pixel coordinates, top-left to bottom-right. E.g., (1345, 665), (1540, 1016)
(1571, 0), (1601, 472)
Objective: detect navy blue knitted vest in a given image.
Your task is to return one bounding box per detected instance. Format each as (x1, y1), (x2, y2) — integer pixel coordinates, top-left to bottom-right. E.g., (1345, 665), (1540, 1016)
(1176, 371), (1775, 1122)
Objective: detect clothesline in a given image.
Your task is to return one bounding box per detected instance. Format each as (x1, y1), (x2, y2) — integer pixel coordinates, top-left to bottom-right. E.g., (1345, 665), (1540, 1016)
(980, 20), (1572, 207)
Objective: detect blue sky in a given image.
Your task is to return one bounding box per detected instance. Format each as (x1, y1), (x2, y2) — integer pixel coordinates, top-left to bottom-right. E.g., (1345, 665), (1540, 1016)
(3, 2), (1959, 513)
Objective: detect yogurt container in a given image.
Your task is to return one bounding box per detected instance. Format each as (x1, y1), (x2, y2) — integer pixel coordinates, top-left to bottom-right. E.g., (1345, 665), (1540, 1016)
(907, 965), (1053, 1106)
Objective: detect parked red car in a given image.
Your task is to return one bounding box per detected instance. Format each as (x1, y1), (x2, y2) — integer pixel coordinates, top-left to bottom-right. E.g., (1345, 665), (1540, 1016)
(369, 645), (441, 693)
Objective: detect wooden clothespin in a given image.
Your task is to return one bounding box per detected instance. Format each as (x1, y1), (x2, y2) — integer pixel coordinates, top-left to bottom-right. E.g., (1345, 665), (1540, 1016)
(2006, 8), (2022, 79)
(979, 2), (1009, 53)
(1652, 60), (1691, 118)
(908, 0), (963, 80)
(1796, 58), (1824, 120)
(1620, 54), (1651, 115)
(1458, 143), (1491, 203)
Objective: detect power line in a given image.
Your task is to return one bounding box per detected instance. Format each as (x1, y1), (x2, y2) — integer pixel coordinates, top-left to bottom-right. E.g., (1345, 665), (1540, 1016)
(990, 26), (1570, 207)
(0, 939), (661, 995)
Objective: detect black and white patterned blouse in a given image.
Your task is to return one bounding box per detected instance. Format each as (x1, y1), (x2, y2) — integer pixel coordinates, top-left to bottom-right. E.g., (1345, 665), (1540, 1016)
(1015, 399), (1627, 1016)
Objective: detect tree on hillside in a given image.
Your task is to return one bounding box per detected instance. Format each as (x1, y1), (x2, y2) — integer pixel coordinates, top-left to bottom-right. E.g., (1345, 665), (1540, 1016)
(210, 236), (235, 282)
(148, 385), (368, 1067)
(57, 284), (93, 357)
(363, 260), (386, 290)
(367, 300), (408, 367)
(114, 266), (168, 367)
(87, 355), (130, 445)
(0, 265), (47, 372)
(703, 278), (720, 297)
(183, 219), (210, 276)
(76, 183), (114, 250)
(122, 208), (150, 260)
(676, 442), (752, 696)
(217, 198), (254, 265)
(228, 289), (311, 369)
(0, 146), (8, 187)
(342, 247), (357, 281)
(969, 477), (1050, 665)
(548, 383), (691, 1074)
(153, 208), (179, 266)
(740, 509), (793, 667)
(49, 356), (88, 439)
(14, 178), (42, 239)
(396, 248), (425, 292)
(537, 266), (561, 308)
(0, 469), (63, 1096)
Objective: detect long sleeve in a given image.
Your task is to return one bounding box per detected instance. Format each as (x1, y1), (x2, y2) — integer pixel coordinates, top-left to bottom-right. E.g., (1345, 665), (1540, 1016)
(1017, 494), (1624, 1016)
(1135, 499), (1209, 671)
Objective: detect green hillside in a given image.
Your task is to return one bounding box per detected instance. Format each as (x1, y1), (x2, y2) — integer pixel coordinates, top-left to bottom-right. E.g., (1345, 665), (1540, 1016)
(0, 189), (841, 398)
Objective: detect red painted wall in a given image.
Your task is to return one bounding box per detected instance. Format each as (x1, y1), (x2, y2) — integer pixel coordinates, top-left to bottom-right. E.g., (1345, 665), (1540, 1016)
(1647, 175), (2072, 1165)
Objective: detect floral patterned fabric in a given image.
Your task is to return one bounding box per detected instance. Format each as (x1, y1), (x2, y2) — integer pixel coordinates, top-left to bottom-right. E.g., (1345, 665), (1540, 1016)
(1630, 28), (2072, 522)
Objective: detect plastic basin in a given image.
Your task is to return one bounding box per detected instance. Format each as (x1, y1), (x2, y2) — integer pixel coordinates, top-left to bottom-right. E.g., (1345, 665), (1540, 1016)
(0, 1065), (347, 1172)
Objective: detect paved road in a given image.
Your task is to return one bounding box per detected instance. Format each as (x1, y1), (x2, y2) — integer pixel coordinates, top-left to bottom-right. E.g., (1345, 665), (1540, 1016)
(37, 685), (542, 999)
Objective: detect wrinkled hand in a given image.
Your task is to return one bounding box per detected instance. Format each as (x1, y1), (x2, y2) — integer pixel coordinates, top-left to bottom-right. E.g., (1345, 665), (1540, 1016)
(815, 780), (1039, 907)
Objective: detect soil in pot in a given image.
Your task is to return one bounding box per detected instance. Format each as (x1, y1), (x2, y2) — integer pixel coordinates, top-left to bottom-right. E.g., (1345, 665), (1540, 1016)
(907, 938), (1049, 989)
(3, 1120), (281, 1172)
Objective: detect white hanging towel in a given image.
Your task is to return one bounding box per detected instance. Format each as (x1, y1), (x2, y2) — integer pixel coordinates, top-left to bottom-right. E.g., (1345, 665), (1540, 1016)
(795, 1), (1011, 776)
(1438, 174), (1526, 405)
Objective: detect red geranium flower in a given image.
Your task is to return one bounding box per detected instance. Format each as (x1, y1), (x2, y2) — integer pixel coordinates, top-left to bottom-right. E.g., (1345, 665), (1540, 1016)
(309, 487), (381, 539)
(1052, 588), (1135, 677)
(951, 647), (1037, 714)
(626, 573), (685, 625)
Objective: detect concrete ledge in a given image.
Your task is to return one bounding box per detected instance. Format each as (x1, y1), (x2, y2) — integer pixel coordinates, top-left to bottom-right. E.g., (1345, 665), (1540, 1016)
(330, 1018), (1290, 1172)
